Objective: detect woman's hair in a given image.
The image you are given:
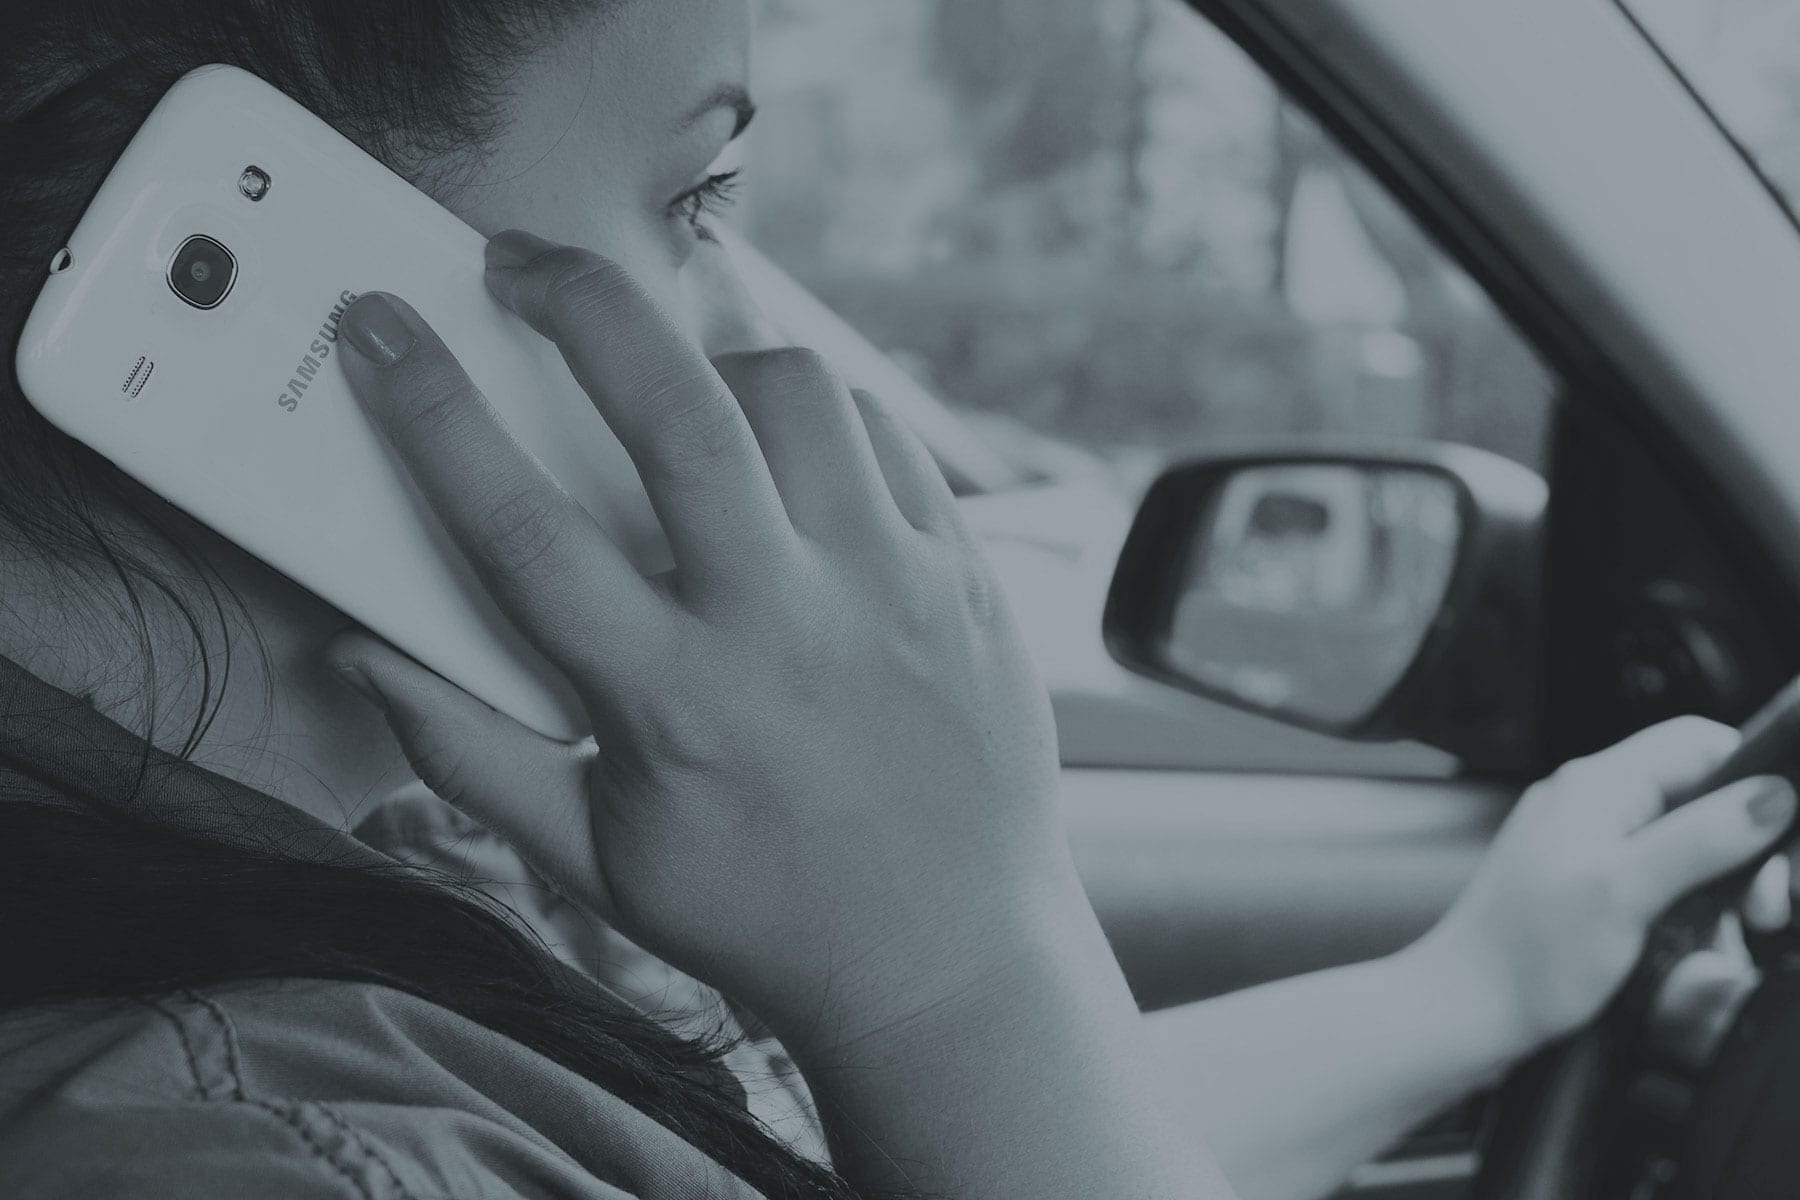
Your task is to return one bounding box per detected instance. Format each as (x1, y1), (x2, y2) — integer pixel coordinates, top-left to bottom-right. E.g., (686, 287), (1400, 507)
(0, 5), (867, 1197)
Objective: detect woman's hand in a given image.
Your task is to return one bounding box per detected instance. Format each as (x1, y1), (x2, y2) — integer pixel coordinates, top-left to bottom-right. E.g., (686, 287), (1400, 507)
(1414, 716), (1796, 1058)
(322, 230), (1076, 1056)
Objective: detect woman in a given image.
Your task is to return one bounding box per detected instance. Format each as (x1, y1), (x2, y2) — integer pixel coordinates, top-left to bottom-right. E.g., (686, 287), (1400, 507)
(0, 2), (1793, 1198)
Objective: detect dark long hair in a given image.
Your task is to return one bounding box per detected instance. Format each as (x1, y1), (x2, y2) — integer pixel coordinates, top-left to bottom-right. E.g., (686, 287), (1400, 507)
(0, 4), (865, 1196)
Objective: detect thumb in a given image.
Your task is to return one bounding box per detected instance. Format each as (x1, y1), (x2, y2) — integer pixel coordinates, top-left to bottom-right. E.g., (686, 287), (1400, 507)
(1620, 775), (1797, 919)
(324, 631), (608, 915)
(1741, 853), (1792, 933)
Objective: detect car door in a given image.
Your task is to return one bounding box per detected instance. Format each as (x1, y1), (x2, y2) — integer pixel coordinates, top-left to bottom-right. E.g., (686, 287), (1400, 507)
(731, 1), (1800, 1195)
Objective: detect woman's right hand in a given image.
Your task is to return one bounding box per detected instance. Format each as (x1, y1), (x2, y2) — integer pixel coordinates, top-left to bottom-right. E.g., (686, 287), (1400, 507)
(323, 229), (1075, 1055)
(1413, 717), (1794, 1064)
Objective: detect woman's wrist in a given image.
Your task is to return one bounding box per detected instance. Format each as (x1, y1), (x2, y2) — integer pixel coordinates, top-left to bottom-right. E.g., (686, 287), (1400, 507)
(772, 864), (1231, 1200)
(1398, 920), (1542, 1084)
(769, 854), (1129, 1074)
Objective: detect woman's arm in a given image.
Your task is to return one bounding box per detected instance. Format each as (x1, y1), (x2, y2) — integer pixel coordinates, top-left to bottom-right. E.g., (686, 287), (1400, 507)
(1146, 936), (1518, 1200)
(1146, 717), (1796, 1200)
(791, 860), (1237, 1200)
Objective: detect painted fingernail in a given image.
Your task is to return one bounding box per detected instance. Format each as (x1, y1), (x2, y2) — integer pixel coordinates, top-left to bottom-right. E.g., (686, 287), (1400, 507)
(1749, 778), (1796, 829)
(486, 229), (556, 271)
(341, 293), (415, 365)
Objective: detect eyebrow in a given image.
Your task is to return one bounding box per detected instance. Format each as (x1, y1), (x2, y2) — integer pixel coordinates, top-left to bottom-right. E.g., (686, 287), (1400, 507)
(677, 85), (757, 142)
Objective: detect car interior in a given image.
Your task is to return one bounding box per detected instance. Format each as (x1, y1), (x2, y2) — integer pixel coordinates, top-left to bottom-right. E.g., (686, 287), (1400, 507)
(737, 1), (1800, 1195)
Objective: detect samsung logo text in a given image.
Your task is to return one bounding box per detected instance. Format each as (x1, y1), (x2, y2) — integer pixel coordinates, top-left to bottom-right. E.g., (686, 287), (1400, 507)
(278, 289), (358, 412)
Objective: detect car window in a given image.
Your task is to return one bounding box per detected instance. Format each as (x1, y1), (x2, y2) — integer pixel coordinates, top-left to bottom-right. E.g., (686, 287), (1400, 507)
(735, 0), (1561, 776)
(1618, 0), (1800, 215)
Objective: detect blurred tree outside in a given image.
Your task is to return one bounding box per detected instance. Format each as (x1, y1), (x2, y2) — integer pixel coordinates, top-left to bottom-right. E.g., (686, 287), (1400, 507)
(740, 0), (1557, 493)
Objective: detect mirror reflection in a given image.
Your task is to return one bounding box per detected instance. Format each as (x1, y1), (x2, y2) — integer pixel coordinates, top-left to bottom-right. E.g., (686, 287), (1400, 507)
(1161, 464), (1461, 727)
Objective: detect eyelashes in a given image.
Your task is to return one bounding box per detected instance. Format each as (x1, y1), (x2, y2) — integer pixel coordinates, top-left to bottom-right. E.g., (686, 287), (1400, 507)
(670, 169), (743, 234)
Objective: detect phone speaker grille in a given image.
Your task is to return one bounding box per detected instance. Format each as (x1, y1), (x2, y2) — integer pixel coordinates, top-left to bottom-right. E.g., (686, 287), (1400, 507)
(119, 355), (155, 400)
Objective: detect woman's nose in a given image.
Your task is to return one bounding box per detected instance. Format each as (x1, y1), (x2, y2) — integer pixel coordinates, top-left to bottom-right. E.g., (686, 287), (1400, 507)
(682, 236), (789, 358)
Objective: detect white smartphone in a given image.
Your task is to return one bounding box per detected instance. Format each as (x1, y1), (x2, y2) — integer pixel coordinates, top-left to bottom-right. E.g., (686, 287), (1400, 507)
(15, 63), (670, 742)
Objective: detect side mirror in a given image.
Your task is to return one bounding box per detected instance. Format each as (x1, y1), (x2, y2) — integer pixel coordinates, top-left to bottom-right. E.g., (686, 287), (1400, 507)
(1104, 445), (1547, 773)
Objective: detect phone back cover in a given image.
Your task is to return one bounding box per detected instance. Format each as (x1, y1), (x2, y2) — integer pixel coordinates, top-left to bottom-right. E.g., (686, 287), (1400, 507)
(15, 64), (667, 741)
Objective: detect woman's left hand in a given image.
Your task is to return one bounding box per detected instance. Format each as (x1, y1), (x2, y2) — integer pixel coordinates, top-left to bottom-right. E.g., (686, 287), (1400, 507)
(1415, 716), (1796, 1058)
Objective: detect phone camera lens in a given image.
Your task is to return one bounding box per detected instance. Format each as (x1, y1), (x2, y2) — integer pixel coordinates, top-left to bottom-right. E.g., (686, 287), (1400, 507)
(238, 166), (272, 202)
(168, 235), (236, 309)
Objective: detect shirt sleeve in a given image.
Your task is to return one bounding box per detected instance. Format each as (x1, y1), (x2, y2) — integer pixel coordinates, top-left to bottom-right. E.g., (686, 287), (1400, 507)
(0, 990), (664, 1200)
(10, 1095), (404, 1199)
(6, 1086), (682, 1200)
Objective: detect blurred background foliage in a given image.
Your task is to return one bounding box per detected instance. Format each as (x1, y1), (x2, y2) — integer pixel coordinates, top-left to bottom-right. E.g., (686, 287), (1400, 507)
(736, 0), (1558, 491)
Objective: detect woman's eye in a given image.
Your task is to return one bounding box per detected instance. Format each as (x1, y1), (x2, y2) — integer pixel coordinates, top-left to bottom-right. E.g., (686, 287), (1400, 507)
(668, 170), (743, 238)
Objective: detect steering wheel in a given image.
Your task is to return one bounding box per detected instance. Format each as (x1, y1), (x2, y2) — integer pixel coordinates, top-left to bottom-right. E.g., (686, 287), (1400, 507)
(1471, 886), (1764, 1198)
(1472, 683), (1800, 1199)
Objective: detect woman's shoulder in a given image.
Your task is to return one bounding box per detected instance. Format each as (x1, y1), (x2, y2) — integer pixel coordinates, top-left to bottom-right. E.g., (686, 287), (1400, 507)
(0, 979), (757, 1199)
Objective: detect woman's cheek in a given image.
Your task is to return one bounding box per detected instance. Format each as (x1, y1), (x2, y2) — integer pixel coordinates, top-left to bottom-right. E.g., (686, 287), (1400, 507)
(578, 211), (691, 317)
(682, 239), (787, 357)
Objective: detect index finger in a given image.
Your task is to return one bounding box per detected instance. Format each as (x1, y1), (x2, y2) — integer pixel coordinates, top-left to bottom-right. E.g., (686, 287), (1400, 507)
(1562, 715), (1742, 833)
(337, 291), (664, 683)
(483, 231), (796, 590)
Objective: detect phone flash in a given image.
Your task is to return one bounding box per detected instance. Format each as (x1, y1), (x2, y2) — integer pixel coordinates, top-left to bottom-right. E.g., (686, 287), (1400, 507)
(238, 166), (272, 201)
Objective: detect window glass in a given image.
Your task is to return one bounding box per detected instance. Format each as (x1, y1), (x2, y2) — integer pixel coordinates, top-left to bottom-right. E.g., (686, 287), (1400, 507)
(737, 0), (1558, 775)
(740, 0), (1555, 499)
(1619, 0), (1800, 213)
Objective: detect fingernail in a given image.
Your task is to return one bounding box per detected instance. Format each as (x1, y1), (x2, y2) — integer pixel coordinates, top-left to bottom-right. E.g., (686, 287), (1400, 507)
(341, 293), (415, 365)
(331, 662), (386, 711)
(486, 229), (556, 271)
(1749, 778), (1796, 829)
